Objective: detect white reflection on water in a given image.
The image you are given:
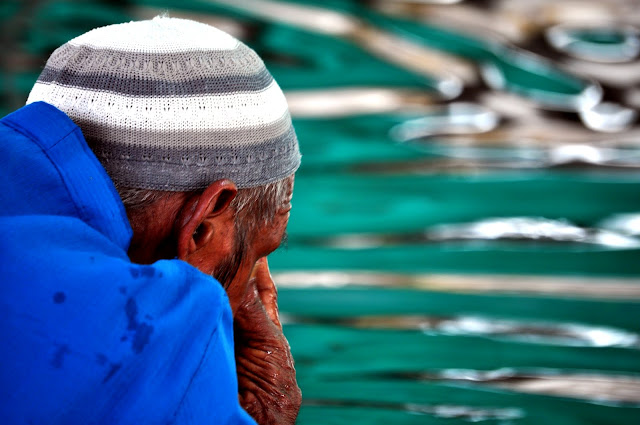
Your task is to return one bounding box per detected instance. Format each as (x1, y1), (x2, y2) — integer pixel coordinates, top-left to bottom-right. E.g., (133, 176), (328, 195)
(273, 271), (640, 300)
(304, 217), (640, 249)
(357, 369), (640, 404)
(426, 404), (523, 422)
(437, 368), (640, 405)
(281, 314), (640, 349)
(389, 103), (499, 142)
(431, 316), (639, 348)
(600, 213), (640, 236)
(303, 398), (525, 422)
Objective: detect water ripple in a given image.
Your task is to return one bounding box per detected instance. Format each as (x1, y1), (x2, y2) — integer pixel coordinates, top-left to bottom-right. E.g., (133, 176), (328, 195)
(281, 314), (640, 348)
(303, 398), (525, 422)
(274, 271), (640, 300)
(358, 369), (640, 404)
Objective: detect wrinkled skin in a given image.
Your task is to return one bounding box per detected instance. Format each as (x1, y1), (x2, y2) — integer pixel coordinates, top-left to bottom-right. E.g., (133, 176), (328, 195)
(127, 177), (300, 423)
(234, 258), (301, 425)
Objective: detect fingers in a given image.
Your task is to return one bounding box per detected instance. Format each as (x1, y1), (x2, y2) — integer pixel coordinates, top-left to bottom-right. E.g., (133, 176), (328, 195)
(251, 258), (282, 330)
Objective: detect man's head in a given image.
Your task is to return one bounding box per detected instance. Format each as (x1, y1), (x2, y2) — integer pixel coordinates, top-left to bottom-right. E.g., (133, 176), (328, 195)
(27, 17), (300, 312)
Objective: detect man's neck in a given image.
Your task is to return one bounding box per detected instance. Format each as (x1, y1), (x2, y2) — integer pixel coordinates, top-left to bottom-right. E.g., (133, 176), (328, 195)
(126, 202), (180, 264)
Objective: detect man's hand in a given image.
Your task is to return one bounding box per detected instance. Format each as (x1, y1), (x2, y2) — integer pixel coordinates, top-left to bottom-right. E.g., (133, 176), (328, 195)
(234, 258), (301, 425)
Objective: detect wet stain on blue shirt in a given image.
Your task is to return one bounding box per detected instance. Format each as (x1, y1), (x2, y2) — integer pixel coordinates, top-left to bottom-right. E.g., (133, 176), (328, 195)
(129, 266), (155, 279)
(96, 353), (108, 366)
(102, 363), (122, 383)
(53, 292), (66, 304)
(51, 344), (70, 369)
(124, 297), (154, 354)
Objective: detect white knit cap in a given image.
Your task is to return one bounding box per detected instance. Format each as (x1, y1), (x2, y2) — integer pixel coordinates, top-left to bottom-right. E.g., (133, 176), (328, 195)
(27, 17), (301, 191)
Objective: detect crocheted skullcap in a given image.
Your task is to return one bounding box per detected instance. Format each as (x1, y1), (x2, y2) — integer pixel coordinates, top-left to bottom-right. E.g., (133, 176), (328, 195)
(27, 16), (301, 191)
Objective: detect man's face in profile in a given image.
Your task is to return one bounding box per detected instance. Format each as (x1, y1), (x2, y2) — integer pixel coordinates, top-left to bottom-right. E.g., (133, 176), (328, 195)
(209, 176), (294, 314)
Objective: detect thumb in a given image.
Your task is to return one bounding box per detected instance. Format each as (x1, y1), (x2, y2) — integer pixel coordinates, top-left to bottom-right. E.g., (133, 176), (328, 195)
(251, 258), (281, 330)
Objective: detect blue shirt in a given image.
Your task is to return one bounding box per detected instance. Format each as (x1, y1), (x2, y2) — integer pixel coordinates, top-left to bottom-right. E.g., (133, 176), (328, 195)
(0, 102), (256, 424)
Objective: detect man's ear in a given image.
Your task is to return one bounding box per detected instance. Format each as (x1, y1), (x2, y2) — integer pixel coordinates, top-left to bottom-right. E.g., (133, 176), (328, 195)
(175, 179), (237, 260)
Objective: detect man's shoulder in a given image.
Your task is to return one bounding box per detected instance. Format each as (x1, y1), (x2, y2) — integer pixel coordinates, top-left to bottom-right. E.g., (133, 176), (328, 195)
(1, 101), (79, 148)
(0, 102), (132, 248)
(0, 213), (234, 423)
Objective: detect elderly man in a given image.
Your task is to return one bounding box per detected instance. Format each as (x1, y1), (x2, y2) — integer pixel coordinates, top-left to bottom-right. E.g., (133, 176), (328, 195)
(0, 17), (301, 424)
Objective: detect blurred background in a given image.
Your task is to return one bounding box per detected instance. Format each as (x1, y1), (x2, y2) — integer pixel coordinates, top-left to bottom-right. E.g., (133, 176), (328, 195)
(2, 0), (640, 423)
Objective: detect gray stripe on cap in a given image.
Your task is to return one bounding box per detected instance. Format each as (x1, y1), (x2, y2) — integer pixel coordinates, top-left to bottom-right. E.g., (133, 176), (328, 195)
(73, 112), (293, 149)
(37, 66), (273, 96)
(45, 42), (266, 82)
(87, 126), (301, 190)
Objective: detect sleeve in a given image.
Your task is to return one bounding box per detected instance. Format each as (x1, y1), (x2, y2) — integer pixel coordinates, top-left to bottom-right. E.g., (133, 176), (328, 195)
(94, 259), (259, 425)
(171, 294), (257, 425)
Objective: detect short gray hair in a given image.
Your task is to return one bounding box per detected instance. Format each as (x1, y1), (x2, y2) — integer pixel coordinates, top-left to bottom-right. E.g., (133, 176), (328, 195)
(116, 176), (293, 228)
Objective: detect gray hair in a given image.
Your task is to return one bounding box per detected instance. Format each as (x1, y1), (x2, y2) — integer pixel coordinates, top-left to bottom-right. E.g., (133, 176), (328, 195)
(116, 176), (292, 228)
